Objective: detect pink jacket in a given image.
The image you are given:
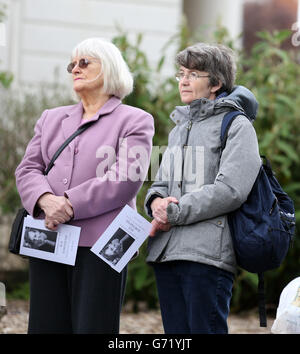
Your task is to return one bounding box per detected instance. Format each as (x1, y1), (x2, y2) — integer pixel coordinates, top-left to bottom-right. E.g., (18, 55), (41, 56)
(15, 96), (154, 246)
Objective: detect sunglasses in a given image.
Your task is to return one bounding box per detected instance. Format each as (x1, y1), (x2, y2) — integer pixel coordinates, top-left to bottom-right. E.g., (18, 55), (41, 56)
(67, 58), (98, 73)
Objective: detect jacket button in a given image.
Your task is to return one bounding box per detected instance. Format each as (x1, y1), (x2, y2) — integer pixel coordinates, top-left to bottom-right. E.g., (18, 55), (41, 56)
(217, 220), (222, 226)
(63, 178), (68, 184)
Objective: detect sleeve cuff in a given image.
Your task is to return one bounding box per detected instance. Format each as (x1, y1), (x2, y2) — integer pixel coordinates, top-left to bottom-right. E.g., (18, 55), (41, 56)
(64, 190), (78, 219)
(144, 193), (164, 218)
(30, 189), (53, 217)
(167, 202), (180, 225)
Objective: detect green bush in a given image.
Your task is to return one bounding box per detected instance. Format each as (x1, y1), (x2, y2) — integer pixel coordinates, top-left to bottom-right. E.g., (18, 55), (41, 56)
(232, 29), (300, 312)
(0, 77), (74, 214)
(6, 281), (30, 301)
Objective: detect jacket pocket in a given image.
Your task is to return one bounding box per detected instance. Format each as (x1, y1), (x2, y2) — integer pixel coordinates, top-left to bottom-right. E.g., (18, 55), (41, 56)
(178, 216), (225, 260)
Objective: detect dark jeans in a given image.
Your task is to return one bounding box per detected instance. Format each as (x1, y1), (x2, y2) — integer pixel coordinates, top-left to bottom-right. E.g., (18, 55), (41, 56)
(28, 247), (127, 334)
(152, 260), (234, 334)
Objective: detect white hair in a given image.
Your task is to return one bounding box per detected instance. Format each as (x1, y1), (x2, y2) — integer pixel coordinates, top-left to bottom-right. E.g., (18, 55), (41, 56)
(71, 37), (133, 99)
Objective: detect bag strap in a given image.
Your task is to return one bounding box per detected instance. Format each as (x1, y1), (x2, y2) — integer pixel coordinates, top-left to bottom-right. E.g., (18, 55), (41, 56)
(44, 120), (96, 176)
(220, 110), (247, 151)
(258, 272), (267, 327)
(220, 111), (268, 327)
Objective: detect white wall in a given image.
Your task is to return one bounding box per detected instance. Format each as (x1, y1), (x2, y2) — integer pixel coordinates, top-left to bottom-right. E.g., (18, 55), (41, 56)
(1, 0), (182, 86)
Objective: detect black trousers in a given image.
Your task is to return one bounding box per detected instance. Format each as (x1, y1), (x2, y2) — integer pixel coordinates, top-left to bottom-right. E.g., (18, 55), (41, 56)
(28, 247), (127, 334)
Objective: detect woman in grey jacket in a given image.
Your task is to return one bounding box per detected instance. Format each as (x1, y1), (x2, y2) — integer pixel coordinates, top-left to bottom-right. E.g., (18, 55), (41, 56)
(144, 43), (261, 334)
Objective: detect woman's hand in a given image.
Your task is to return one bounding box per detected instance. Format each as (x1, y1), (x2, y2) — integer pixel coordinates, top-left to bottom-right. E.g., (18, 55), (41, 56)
(149, 219), (172, 237)
(37, 193), (74, 230)
(150, 196), (179, 224)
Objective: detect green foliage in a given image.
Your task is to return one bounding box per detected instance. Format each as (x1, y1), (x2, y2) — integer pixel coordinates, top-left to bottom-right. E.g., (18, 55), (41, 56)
(6, 281), (30, 301)
(113, 30), (181, 147)
(0, 72), (13, 88)
(232, 29), (300, 312)
(0, 77), (74, 214)
(0, 1), (5, 20)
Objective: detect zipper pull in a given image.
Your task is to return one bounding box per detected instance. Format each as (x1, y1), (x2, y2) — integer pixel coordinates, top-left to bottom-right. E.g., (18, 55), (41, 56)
(187, 120), (193, 130)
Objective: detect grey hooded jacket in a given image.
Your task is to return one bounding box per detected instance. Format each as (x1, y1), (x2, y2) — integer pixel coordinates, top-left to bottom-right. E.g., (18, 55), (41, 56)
(144, 86), (262, 274)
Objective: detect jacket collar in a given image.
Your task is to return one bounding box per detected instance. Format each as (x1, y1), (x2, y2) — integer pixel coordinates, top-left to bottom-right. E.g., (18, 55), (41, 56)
(170, 85), (258, 126)
(170, 97), (219, 126)
(61, 96), (122, 139)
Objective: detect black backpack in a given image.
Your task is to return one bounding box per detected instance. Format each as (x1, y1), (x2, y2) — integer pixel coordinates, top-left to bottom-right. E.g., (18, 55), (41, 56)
(221, 110), (296, 327)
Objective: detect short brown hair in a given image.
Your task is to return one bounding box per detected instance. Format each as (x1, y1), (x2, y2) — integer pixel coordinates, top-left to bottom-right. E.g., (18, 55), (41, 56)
(176, 43), (236, 94)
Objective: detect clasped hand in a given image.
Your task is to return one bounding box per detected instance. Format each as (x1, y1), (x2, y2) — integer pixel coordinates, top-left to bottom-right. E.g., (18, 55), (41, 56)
(37, 193), (74, 230)
(149, 196), (178, 237)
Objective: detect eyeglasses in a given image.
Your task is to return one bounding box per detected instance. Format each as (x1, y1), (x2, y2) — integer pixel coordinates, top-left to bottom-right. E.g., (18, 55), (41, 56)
(175, 71), (210, 82)
(67, 58), (98, 73)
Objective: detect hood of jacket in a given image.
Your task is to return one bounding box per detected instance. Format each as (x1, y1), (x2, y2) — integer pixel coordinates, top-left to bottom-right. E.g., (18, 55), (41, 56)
(170, 85), (258, 125)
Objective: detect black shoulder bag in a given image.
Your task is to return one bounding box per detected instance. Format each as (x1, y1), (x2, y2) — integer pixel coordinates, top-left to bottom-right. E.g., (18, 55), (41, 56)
(8, 120), (96, 256)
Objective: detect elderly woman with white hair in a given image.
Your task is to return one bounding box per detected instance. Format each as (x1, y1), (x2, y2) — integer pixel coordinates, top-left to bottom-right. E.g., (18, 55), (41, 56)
(15, 37), (154, 334)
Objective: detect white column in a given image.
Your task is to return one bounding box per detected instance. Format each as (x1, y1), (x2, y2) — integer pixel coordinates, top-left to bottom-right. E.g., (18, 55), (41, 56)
(183, 0), (244, 44)
(6, 0), (23, 85)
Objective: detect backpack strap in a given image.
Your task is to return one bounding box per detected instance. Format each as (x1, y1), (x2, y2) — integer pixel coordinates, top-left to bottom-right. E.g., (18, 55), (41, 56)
(220, 110), (247, 151)
(220, 110), (268, 327)
(258, 273), (267, 327)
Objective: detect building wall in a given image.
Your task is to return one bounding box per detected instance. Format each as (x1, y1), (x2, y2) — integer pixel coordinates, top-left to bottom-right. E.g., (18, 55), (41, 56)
(1, 0), (182, 86)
